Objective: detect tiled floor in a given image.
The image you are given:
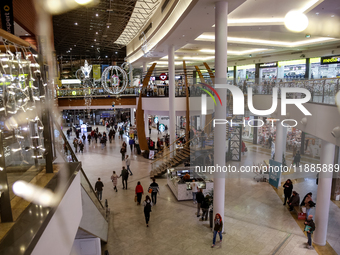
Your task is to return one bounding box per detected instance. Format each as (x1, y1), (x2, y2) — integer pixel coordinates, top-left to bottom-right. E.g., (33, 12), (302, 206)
(71, 126), (339, 255)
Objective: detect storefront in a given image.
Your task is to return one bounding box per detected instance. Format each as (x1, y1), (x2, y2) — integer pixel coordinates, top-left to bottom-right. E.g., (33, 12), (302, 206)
(277, 59), (306, 81)
(310, 56), (340, 79)
(242, 116), (255, 141)
(236, 64), (255, 86)
(227, 66), (234, 82)
(259, 62), (278, 83)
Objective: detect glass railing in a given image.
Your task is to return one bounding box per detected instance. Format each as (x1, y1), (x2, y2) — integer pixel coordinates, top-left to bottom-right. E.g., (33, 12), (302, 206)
(52, 120), (106, 218)
(56, 77), (340, 106)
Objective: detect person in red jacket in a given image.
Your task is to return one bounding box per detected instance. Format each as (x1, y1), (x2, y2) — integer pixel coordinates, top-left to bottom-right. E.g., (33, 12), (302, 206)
(135, 181), (144, 205)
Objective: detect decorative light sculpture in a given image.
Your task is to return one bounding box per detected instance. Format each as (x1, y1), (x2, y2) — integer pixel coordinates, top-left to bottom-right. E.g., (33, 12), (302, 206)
(101, 66), (128, 94)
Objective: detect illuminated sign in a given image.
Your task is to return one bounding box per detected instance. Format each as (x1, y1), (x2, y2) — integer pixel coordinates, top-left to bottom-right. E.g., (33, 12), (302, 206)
(259, 62), (278, 68)
(160, 73), (167, 81)
(321, 55), (340, 65)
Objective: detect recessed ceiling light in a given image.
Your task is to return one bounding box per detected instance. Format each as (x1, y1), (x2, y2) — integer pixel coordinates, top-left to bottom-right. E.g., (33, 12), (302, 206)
(96, 14), (98, 17)
(96, 32), (98, 34)
(25, 33), (29, 36)
(94, 39), (96, 41)
(316, 12), (319, 15)
(331, 15), (335, 18)
(74, 45), (76, 47)
(115, 52), (118, 54)
(107, 26), (110, 28)
(91, 45), (94, 47)
(105, 56), (108, 58)
(75, 23), (78, 25)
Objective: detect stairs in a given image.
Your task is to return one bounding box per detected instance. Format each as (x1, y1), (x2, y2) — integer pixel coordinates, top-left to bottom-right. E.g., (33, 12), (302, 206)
(150, 147), (191, 178)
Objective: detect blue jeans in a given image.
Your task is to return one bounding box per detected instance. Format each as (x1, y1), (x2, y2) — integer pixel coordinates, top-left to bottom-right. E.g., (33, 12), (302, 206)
(97, 190), (102, 200)
(307, 232), (312, 246)
(213, 230), (222, 245)
(127, 165), (132, 175)
(192, 192), (197, 201)
(306, 208), (311, 218)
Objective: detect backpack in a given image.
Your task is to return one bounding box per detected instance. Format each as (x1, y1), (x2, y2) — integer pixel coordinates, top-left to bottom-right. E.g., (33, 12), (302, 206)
(144, 201), (151, 213)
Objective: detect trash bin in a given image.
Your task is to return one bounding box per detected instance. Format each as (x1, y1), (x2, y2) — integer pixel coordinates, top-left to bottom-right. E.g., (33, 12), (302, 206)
(209, 209), (213, 228)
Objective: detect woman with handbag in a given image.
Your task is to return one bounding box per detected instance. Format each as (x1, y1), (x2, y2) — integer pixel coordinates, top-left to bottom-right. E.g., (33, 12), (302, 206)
(283, 179), (293, 205)
(135, 181), (144, 205)
(111, 171), (119, 192)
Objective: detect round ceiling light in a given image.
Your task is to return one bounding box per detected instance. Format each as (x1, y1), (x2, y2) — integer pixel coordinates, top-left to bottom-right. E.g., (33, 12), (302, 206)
(284, 11), (309, 32)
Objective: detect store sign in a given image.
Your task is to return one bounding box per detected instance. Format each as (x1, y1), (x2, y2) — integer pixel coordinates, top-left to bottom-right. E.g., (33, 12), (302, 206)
(161, 116), (169, 120)
(159, 73), (167, 81)
(259, 62), (278, 68)
(321, 55), (340, 65)
(154, 117), (159, 124)
(1, 0), (14, 34)
(159, 123), (165, 132)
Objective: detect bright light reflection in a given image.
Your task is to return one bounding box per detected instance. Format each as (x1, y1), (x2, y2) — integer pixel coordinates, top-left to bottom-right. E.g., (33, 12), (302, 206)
(284, 11), (309, 32)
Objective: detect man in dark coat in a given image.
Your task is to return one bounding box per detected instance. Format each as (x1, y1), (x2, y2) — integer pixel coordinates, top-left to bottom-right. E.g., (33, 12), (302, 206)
(288, 191), (300, 211)
(120, 166), (129, 189)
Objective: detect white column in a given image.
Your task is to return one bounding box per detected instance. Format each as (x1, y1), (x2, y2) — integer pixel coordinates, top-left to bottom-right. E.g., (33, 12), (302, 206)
(213, 1), (228, 230)
(143, 62), (147, 80)
(314, 140), (335, 246)
(130, 108), (135, 126)
(200, 115), (206, 131)
(168, 45), (176, 155)
(129, 67), (134, 86)
(144, 110), (149, 137)
(274, 121), (287, 163)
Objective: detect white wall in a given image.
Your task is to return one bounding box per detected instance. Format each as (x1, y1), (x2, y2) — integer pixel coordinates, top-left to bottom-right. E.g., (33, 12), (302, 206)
(252, 95), (340, 146)
(31, 174), (82, 255)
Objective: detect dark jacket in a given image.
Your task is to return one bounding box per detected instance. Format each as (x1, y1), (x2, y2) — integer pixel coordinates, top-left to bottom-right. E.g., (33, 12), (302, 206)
(304, 219), (315, 233)
(196, 192), (205, 204)
(214, 219), (223, 232)
(283, 182), (293, 196)
(120, 169), (129, 180)
(294, 153), (301, 162)
(149, 182), (159, 193)
(95, 181), (104, 191)
(288, 193), (300, 206)
(201, 196), (211, 209)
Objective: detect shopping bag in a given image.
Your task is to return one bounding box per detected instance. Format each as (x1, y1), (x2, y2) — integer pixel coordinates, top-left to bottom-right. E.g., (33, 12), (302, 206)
(301, 206), (307, 213)
(298, 213), (306, 220)
(148, 188), (153, 193)
(134, 195), (137, 202)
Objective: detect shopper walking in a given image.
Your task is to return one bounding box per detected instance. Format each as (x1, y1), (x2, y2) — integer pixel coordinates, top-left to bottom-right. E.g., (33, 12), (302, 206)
(294, 151), (301, 168)
(120, 166), (129, 189)
(148, 178), (159, 205)
(190, 180), (198, 204)
(82, 134), (86, 143)
(241, 141), (246, 155)
(211, 213), (223, 248)
(95, 178), (104, 200)
(304, 215), (316, 249)
(87, 134), (91, 144)
(120, 143), (127, 161)
(129, 138), (135, 152)
(73, 138), (78, 153)
(201, 195), (210, 221)
(79, 141), (84, 154)
(143, 195), (153, 227)
(196, 189), (204, 218)
(111, 171), (119, 192)
(268, 135), (273, 148)
(283, 179), (293, 205)
(125, 155), (133, 175)
(135, 181), (144, 205)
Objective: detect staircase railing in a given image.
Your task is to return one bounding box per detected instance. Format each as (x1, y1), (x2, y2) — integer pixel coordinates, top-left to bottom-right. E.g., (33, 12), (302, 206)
(53, 120), (106, 217)
(151, 118), (215, 172)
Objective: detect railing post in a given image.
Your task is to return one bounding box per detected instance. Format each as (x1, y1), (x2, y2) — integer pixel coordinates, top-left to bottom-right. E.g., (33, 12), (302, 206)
(322, 80), (326, 103)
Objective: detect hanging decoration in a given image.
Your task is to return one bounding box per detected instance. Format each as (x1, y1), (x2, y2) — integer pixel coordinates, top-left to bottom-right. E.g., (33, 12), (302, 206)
(75, 60), (93, 109)
(101, 66), (128, 94)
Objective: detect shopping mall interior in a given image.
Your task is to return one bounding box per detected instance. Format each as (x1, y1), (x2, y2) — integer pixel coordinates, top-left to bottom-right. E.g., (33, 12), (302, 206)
(0, 0), (340, 254)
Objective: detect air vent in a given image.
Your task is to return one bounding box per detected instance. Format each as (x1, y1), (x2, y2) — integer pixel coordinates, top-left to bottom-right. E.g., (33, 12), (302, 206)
(237, 59), (246, 61)
(261, 55), (272, 58)
(291, 51), (303, 54)
(162, 0), (171, 13)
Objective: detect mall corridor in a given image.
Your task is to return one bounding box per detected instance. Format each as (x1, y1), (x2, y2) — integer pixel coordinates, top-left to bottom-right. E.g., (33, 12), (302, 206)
(71, 127), (339, 255)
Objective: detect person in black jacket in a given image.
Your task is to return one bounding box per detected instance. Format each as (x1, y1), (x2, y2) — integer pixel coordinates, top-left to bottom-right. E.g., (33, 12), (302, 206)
(201, 195), (210, 221)
(304, 215), (316, 249)
(283, 179), (293, 205)
(95, 178), (104, 200)
(288, 191), (300, 211)
(294, 151), (301, 167)
(196, 189), (204, 217)
(120, 167), (129, 189)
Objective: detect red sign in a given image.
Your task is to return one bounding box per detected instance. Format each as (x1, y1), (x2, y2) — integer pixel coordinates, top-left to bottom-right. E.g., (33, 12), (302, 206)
(159, 73), (167, 81)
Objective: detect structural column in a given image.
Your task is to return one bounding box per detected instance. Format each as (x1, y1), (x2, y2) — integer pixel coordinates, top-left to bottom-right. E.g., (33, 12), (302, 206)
(129, 67), (134, 86)
(314, 140), (335, 246)
(144, 110), (149, 138)
(142, 62), (147, 81)
(274, 121), (287, 163)
(213, 1), (228, 229)
(130, 108), (135, 126)
(168, 45), (176, 155)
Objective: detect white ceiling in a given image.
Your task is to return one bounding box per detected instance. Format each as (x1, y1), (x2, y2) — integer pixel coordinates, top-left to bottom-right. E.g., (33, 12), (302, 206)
(130, 0), (340, 71)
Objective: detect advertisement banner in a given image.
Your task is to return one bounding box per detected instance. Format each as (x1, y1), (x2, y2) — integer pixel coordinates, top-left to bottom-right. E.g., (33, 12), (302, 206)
(1, 0), (14, 34)
(268, 159), (282, 189)
(93, 65), (101, 80)
(102, 64), (109, 79)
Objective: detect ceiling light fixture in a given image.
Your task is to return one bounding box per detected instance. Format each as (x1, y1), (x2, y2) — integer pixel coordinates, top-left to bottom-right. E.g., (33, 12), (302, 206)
(75, 23), (78, 25)
(284, 11), (309, 32)
(196, 35), (332, 47)
(75, 0), (93, 5)
(96, 32), (98, 34)
(96, 13), (98, 17)
(107, 26), (110, 28)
